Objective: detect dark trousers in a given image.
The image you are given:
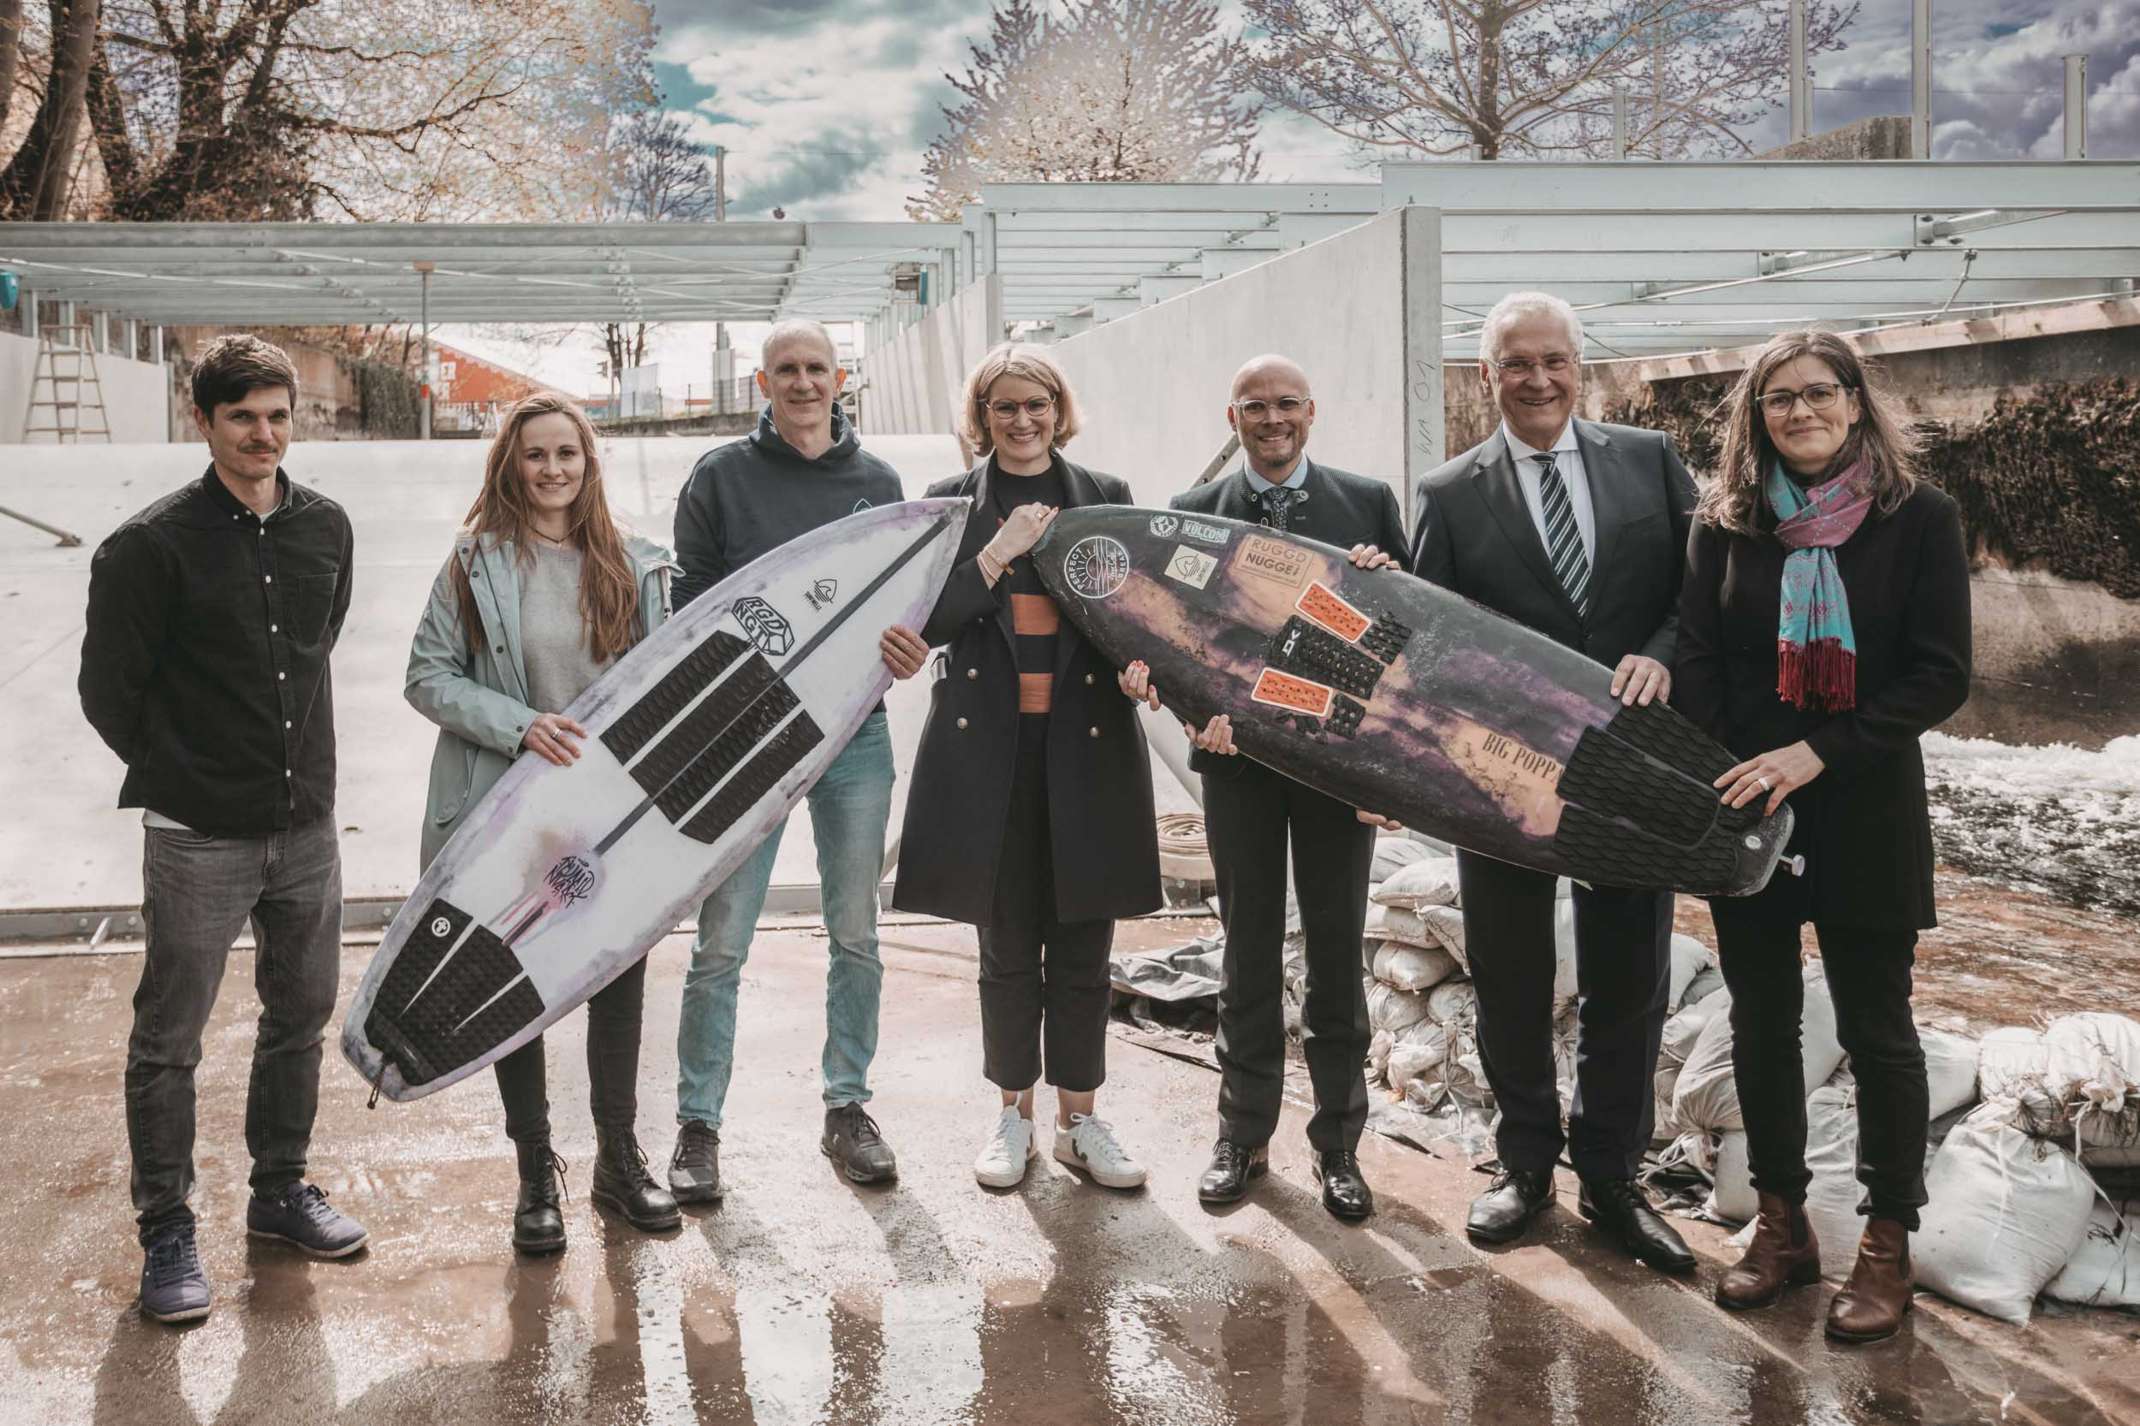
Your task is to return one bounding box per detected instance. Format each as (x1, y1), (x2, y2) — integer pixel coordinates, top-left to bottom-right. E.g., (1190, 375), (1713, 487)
(1205, 759), (1375, 1153)
(1708, 904), (1930, 1230)
(977, 717), (1115, 1093)
(493, 954), (649, 1144)
(127, 819), (343, 1244)
(1458, 851), (1671, 1181)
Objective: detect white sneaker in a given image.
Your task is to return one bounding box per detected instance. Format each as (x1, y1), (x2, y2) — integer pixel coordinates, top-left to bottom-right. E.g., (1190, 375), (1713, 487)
(974, 1106), (1038, 1188)
(1053, 1113), (1147, 1189)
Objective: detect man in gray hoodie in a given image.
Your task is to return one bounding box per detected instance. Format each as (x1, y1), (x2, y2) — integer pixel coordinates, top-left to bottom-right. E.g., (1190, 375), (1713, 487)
(668, 320), (929, 1199)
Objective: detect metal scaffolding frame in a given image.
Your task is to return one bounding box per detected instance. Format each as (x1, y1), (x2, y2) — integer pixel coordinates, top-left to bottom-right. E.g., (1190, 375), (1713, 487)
(970, 162), (2140, 357)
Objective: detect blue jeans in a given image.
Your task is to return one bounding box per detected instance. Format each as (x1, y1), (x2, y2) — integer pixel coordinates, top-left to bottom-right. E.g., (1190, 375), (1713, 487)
(676, 712), (894, 1127)
(126, 818), (343, 1243)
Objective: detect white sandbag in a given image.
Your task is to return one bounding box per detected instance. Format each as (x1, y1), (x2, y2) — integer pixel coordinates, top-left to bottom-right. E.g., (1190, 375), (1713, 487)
(1418, 905), (1468, 964)
(1444, 1029), (1495, 1108)
(1672, 967), (1842, 1135)
(1703, 1130), (1757, 1223)
(1371, 854), (1461, 910)
(1370, 833), (1433, 884)
(1666, 934), (1719, 1012)
(1920, 1028), (1980, 1121)
(1372, 939), (1461, 994)
(1551, 899), (1578, 1011)
(1386, 1024), (1453, 1099)
(1914, 1101), (2098, 1326)
(1552, 1007), (1579, 1114)
(1426, 978), (1478, 1027)
(2044, 1013), (2140, 1167)
(1366, 978), (1431, 1036)
(1801, 1080), (1870, 1277)
(2044, 1197), (2140, 1310)
(1678, 962), (1726, 1014)
(1368, 1028), (1393, 1084)
(1364, 903), (1438, 951)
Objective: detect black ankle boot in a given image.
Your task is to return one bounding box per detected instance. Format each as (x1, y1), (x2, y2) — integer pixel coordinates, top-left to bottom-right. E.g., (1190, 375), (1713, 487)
(591, 1125), (681, 1233)
(513, 1140), (567, 1255)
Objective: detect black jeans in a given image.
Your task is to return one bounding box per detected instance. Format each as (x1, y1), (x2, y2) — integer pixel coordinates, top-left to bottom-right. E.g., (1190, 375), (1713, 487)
(127, 819), (343, 1244)
(1459, 852), (1672, 1181)
(1205, 759), (1375, 1153)
(493, 955), (649, 1143)
(976, 718), (1115, 1093)
(1708, 904), (1929, 1230)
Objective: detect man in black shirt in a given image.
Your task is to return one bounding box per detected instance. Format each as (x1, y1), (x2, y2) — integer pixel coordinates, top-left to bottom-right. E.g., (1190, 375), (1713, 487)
(80, 335), (367, 1325)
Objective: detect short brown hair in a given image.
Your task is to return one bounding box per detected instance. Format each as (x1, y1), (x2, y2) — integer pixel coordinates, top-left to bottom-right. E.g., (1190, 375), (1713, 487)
(191, 334), (299, 415)
(960, 342), (1082, 456)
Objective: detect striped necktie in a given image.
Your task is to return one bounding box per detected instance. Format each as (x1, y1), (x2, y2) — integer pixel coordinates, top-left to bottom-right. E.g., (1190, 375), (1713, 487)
(1535, 452), (1591, 619)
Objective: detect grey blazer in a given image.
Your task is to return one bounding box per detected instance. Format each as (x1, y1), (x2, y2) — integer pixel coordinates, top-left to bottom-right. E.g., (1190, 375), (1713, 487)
(1410, 420), (1696, 669)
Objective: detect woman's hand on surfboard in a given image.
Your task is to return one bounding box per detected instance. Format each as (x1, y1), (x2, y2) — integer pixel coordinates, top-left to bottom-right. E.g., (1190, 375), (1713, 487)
(1610, 654), (1672, 707)
(1355, 809), (1404, 830)
(985, 503), (1060, 563)
(1716, 740), (1824, 815)
(1118, 660), (1161, 711)
(1185, 713), (1237, 756)
(880, 625), (929, 680)
(521, 712), (586, 767)
(1347, 543), (1398, 571)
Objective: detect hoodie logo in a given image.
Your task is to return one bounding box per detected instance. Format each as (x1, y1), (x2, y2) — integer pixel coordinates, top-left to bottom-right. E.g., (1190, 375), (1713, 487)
(853, 498), (872, 513)
(804, 578), (838, 612)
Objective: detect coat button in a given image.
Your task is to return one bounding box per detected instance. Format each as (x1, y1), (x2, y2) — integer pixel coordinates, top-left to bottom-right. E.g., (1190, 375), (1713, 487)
(956, 717), (969, 730)
(1089, 725), (1100, 738)
(1084, 673), (1095, 685)
(966, 667), (978, 680)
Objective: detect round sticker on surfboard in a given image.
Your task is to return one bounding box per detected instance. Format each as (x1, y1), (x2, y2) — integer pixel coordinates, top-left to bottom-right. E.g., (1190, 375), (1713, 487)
(1063, 536), (1132, 599)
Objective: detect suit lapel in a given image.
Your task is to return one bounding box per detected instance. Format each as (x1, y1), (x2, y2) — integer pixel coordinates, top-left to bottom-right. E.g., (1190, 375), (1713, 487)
(1476, 431), (1573, 617)
(1051, 458), (1099, 682)
(1574, 420), (1623, 589)
(960, 459), (1021, 656)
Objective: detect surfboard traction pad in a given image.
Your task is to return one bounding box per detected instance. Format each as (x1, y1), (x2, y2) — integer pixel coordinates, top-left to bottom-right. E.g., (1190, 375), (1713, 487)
(1553, 698), (1767, 891)
(365, 899), (543, 1090)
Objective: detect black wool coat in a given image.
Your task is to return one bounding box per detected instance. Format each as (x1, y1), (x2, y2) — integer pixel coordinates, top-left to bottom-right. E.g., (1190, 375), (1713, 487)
(1673, 483), (1973, 929)
(890, 457), (1162, 928)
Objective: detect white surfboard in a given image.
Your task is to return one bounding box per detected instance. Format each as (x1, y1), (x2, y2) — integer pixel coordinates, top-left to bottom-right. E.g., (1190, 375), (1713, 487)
(342, 498), (967, 1102)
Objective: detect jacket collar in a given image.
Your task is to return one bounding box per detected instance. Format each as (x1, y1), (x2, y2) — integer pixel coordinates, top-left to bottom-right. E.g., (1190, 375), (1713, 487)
(184, 465), (295, 527)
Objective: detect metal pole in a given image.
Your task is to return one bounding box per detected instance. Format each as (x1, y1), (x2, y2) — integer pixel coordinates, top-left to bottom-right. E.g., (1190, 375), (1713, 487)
(1911, 0), (1932, 159)
(1788, 0), (1808, 143)
(2064, 54), (2087, 159)
(414, 260), (434, 440)
(1613, 84), (1630, 158)
(714, 146), (726, 222)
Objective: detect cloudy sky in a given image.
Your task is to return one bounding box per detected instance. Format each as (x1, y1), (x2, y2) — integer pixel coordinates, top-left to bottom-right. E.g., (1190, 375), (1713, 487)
(450, 0), (2139, 392)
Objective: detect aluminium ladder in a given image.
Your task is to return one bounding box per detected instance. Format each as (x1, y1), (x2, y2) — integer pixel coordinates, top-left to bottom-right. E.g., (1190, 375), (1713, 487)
(21, 324), (113, 443)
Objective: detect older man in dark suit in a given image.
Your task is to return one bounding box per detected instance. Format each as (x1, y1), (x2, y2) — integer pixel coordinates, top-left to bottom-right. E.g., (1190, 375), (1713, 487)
(1169, 354), (1408, 1221)
(1411, 293), (1698, 1272)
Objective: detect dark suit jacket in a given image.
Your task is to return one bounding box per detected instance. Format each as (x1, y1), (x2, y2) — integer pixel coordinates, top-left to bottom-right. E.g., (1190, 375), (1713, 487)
(890, 457), (1161, 928)
(1673, 484), (1972, 929)
(1170, 458), (1408, 779)
(1411, 421), (1696, 669)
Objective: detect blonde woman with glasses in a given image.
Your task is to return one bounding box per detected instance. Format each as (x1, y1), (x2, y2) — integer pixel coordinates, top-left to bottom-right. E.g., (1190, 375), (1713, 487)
(893, 343), (1162, 1192)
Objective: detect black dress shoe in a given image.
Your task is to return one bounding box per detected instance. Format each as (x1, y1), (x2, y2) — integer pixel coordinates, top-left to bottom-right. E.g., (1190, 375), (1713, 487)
(1579, 1176), (1696, 1274)
(1466, 1166), (1554, 1243)
(1198, 1139), (1269, 1204)
(1312, 1150), (1374, 1221)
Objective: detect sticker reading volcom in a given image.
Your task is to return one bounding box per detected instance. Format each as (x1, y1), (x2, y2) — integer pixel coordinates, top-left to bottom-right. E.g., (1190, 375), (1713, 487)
(1179, 517), (1230, 546)
(1063, 536), (1132, 599)
(1165, 545), (1218, 589)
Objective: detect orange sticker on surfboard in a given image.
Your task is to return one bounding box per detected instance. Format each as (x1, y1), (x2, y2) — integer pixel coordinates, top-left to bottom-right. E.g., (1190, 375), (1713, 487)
(1250, 668), (1335, 718)
(1295, 581), (1371, 643)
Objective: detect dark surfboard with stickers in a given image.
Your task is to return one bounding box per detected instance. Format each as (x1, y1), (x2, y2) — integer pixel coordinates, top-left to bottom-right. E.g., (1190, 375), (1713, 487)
(1032, 506), (1794, 897)
(342, 499), (966, 1102)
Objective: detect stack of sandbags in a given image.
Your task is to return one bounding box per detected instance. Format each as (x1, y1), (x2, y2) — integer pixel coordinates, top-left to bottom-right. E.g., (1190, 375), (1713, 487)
(1915, 1100), (2101, 1326)
(2044, 1197), (2140, 1311)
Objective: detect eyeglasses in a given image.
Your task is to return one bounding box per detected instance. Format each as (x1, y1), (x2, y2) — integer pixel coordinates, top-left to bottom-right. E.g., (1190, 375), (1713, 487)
(1232, 396), (1310, 417)
(986, 395), (1055, 421)
(1491, 356), (1575, 377)
(1757, 382), (1851, 417)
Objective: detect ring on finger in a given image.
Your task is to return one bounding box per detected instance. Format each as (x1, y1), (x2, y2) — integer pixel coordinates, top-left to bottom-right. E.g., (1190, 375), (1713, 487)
(1756, 775), (1771, 791)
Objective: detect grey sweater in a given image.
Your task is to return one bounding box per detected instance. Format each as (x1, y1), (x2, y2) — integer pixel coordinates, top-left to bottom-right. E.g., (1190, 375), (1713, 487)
(672, 405), (905, 608)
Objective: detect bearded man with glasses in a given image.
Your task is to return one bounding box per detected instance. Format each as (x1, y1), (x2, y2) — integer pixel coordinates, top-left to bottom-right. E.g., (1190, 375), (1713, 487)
(1169, 353), (1408, 1221)
(1410, 292), (1700, 1273)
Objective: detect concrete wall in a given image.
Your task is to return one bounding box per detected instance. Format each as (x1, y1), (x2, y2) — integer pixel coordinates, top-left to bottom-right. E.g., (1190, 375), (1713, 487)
(1, 333), (174, 443)
(1043, 208), (1443, 512)
(863, 276), (1001, 454)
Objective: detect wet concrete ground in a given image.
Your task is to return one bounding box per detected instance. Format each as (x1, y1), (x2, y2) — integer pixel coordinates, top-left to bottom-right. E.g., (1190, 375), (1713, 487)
(4, 922), (2136, 1425)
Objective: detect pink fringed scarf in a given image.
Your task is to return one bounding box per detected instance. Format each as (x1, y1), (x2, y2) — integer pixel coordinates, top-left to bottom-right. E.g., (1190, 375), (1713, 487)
(1768, 457), (1874, 711)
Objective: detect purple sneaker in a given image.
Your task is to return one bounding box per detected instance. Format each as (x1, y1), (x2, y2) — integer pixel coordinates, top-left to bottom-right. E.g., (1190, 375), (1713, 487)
(140, 1225), (212, 1323)
(246, 1182), (368, 1258)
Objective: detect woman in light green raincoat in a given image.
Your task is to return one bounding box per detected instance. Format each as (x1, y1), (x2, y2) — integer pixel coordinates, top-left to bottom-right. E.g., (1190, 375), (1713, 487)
(405, 392), (681, 1253)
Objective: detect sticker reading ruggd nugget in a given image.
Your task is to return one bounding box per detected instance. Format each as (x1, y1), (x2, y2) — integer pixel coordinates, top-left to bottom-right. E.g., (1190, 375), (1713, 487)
(1235, 533), (1313, 590)
(1250, 667), (1336, 719)
(731, 596), (794, 656)
(1295, 581), (1372, 643)
(1063, 535), (1132, 599)
(1165, 545), (1218, 590)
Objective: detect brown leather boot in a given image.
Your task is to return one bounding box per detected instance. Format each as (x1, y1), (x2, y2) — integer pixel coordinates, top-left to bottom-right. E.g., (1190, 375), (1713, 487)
(1715, 1192), (1821, 1310)
(1826, 1218), (1913, 1343)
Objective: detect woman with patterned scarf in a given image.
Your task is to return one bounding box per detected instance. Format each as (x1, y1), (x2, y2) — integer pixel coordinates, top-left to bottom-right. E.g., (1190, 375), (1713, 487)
(1674, 330), (1972, 1343)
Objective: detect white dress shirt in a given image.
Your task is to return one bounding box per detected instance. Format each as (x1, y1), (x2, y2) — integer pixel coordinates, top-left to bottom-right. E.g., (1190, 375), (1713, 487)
(1501, 421), (1595, 562)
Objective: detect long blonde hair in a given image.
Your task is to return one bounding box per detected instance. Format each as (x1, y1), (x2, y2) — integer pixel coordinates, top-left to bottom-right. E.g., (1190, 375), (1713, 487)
(453, 393), (642, 663)
(1699, 330), (1920, 535)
